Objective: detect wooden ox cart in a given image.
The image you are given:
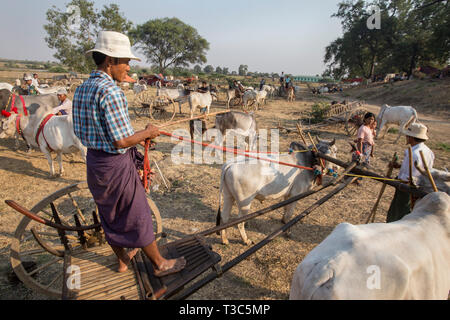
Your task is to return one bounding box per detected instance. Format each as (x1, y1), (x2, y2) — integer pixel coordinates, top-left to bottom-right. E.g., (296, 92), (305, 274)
(5, 152), (427, 300)
(299, 101), (369, 137)
(133, 89), (178, 124)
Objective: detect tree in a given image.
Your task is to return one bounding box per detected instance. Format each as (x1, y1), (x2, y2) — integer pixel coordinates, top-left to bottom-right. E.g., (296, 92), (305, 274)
(204, 65), (214, 73)
(193, 65), (202, 73)
(325, 0), (450, 79)
(238, 64), (248, 76)
(130, 17), (209, 74)
(215, 66), (223, 74)
(222, 67), (229, 75)
(44, 0), (133, 73)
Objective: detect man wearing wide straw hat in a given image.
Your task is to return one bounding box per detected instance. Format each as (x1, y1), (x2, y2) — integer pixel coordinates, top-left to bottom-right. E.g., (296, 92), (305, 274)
(73, 31), (185, 275)
(386, 122), (435, 222)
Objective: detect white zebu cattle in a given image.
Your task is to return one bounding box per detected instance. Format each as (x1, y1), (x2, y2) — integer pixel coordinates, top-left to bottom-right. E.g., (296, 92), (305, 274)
(290, 192), (450, 300)
(0, 83), (13, 92)
(256, 90), (267, 107)
(133, 83), (147, 95)
(36, 86), (68, 95)
(376, 105), (418, 142)
(415, 164), (450, 195)
(188, 91), (217, 118)
(157, 84), (190, 114)
(261, 85), (275, 99)
(212, 111), (257, 151)
(217, 139), (337, 245)
(243, 90), (266, 110)
(0, 106), (86, 177)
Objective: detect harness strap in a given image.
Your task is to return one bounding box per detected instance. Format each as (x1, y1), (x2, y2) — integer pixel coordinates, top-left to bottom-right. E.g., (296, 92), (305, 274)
(11, 95), (28, 116)
(36, 114), (54, 152)
(15, 114), (24, 137)
(143, 139), (151, 192)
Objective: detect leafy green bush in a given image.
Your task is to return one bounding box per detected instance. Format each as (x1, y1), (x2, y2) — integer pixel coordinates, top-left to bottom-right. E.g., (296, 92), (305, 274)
(388, 128), (399, 134)
(309, 103), (331, 124)
(435, 142), (450, 152)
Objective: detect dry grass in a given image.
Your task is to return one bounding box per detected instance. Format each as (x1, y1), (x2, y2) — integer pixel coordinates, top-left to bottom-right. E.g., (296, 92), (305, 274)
(0, 84), (449, 300)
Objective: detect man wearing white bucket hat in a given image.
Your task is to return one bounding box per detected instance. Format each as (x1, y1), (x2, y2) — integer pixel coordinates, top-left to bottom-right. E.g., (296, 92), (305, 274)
(386, 122), (435, 222)
(53, 88), (72, 115)
(73, 31), (185, 276)
(23, 73), (38, 95)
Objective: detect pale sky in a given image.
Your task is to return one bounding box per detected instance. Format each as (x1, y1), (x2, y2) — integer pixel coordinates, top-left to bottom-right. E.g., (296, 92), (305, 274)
(0, 0), (344, 76)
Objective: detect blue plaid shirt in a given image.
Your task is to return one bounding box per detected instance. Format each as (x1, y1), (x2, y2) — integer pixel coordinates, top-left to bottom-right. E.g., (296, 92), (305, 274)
(73, 70), (134, 154)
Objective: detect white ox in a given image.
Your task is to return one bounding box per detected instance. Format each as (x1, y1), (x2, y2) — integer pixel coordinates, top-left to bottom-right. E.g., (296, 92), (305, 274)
(36, 86), (69, 95)
(290, 191), (450, 300)
(133, 83), (147, 95)
(217, 139), (337, 245)
(188, 91), (217, 118)
(376, 104), (418, 142)
(243, 90), (266, 110)
(212, 111), (257, 151)
(415, 164), (450, 195)
(261, 85), (274, 98)
(0, 106), (86, 177)
(157, 84), (190, 114)
(0, 83), (13, 92)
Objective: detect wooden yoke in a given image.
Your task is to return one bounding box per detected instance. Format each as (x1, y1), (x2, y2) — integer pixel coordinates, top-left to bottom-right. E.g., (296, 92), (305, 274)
(419, 150), (438, 192)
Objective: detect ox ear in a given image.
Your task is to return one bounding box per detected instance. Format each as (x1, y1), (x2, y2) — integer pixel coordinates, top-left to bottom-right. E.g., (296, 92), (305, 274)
(329, 138), (336, 146)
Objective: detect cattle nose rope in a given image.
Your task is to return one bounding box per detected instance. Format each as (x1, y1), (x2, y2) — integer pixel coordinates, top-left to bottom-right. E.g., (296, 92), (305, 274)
(158, 130), (315, 171)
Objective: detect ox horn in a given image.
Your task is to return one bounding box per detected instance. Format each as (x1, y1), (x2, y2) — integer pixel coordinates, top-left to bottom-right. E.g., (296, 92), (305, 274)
(329, 138), (336, 146)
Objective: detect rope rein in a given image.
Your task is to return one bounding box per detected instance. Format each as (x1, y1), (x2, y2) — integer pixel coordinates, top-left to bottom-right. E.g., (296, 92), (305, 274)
(159, 130), (315, 171)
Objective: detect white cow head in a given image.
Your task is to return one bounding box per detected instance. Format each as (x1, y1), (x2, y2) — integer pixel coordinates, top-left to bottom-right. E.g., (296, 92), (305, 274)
(315, 137), (338, 172)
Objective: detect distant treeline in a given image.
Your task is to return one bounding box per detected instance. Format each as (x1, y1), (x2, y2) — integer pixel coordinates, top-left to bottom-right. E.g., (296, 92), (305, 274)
(323, 0), (450, 80)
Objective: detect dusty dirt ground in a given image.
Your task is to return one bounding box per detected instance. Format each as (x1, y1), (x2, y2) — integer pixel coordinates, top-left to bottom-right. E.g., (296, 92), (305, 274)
(0, 85), (448, 300)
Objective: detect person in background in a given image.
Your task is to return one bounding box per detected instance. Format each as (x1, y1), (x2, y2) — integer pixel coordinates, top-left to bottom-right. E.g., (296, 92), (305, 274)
(32, 73), (39, 88)
(53, 88), (72, 115)
(356, 112), (376, 167)
(23, 74), (38, 95)
(386, 123), (435, 223)
(197, 81), (209, 93)
(285, 75), (291, 89)
(259, 78), (266, 90)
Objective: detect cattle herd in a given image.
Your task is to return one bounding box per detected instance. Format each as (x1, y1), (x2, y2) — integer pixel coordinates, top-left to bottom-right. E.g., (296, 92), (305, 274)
(0, 78), (449, 300)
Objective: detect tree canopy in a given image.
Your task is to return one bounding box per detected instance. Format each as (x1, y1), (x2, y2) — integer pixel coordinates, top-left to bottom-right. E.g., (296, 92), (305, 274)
(44, 0), (133, 73)
(130, 17), (209, 74)
(324, 0), (450, 80)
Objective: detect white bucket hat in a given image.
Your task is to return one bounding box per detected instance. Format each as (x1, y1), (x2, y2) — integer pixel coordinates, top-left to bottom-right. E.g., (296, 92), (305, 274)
(402, 122), (429, 140)
(86, 31), (141, 61)
(23, 73), (33, 81)
(57, 88), (68, 95)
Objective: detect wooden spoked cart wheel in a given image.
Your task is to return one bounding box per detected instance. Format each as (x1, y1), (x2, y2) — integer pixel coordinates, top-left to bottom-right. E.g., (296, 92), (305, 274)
(242, 100), (258, 112)
(149, 96), (176, 123)
(133, 90), (153, 118)
(345, 108), (368, 136)
(9, 181), (162, 298)
(227, 96), (242, 109)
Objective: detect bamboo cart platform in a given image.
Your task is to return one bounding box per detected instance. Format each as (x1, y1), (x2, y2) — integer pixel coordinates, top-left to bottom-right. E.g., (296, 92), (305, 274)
(62, 235), (221, 300)
(63, 245), (141, 300)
